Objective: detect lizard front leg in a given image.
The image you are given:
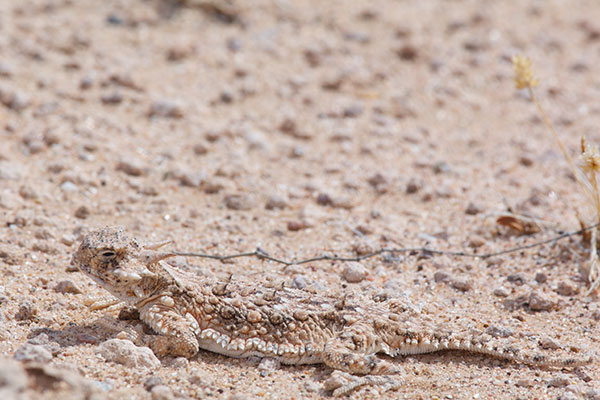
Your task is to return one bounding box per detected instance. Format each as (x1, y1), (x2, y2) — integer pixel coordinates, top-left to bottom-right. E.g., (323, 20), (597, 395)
(137, 302), (199, 358)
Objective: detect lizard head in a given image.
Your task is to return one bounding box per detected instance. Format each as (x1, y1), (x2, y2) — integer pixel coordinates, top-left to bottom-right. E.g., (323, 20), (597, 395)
(72, 226), (160, 302)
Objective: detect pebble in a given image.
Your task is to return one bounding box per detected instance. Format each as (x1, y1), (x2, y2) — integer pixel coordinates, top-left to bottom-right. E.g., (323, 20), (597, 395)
(60, 181), (78, 192)
(258, 358), (280, 377)
(0, 357), (27, 397)
(303, 380), (321, 393)
(54, 280), (82, 294)
(467, 236), (486, 248)
(61, 234), (76, 246)
(151, 385), (175, 400)
(341, 262), (368, 283)
(528, 291), (555, 312)
(539, 337), (560, 350)
(101, 92), (123, 104)
(405, 178), (422, 194)
(506, 274), (525, 286)
(14, 343), (53, 363)
(97, 339), (161, 371)
(265, 195), (287, 210)
(585, 389), (600, 400)
(287, 220), (305, 231)
(0, 160), (23, 180)
(144, 376), (165, 391)
(15, 301), (37, 321)
(514, 378), (535, 387)
(556, 281), (578, 296)
(534, 272), (547, 283)
(547, 376), (570, 388)
(116, 160), (146, 176)
(224, 194), (254, 210)
(291, 275), (309, 289)
(485, 325), (513, 338)
(465, 202), (482, 215)
(493, 287), (510, 297)
(397, 44), (419, 61)
(433, 271), (450, 283)
(0, 86), (30, 110)
(148, 100), (184, 118)
(450, 279), (472, 292)
(74, 205), (90, 219)
(169, 357), (189, 368)
(27, 333), (61, 355)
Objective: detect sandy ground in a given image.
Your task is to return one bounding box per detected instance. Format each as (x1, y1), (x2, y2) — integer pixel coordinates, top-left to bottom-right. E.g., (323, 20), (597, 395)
(1, 0), (600, 398)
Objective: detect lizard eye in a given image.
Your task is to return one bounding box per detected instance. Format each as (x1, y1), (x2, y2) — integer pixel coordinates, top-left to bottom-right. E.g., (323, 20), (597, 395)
(99, 249), (116, 259)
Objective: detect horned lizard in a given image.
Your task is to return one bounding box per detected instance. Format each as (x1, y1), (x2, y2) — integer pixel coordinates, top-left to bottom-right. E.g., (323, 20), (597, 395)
(72, 227), (592, 396)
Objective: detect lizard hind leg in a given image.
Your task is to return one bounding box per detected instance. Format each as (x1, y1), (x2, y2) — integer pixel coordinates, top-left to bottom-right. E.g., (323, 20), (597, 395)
(321, 334), (404, 396)
(322, 338), (399, 375)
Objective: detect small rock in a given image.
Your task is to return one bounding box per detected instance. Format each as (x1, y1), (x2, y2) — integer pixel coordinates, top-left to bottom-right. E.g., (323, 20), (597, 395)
(265, 195), (287, 210)
(556, 281), (578, 296)
(14, 343), (53, 363)
(224, 194), (254, 210)
(144, 376), (165, 391)
(303, 380), (321, 393)
(534, 272), (547, 283)
(15, 301), (37, 321)
(352, 242), (374, 256)
(515, 378), (535, 387)
(486, 325), (513, 338)
(148, 100), (184, 118)
(258, 358), (280, 377)
(54, 280), (82, 294)
(60, 234), (76, 246)
(341, 262), (368, 283)
(18, 186), (37, 200)
(585, 389), (600, 400)
(27, 333), (61, 356)
(151, 385), (174, 400)
(468, 236), (486, 248)
(0, 87), (30, 111)
(291, 275), (308, 289)
(406, 178), (422, 194)
(116, 160), (146, 177)
(529, 291), (555, 312)
(506, 274), (525, 286)
(74, 205), (90, 219)
(101, 92), (123, 104)
(60, 181), (78, 192)
(0, 357), (27, 396)
(0, 160), (23, 180)
(493, 287), (510, 297)
(450, 279), (472, 292)
(316, 193), (332, 206)
(343, 103), (363, 118)
(547, 376), (570, 388)
(97, 339), (161, 371)
(169, 357), (188, 369)
(287, 221), (305, 231)
(193, 143), (208, 155)
(433, 271), (450, 283)
(519, 155), (534, 167)
(397, 44), (418, 61)
(465, 202), (482, 215)
(539, 337), (560, 350)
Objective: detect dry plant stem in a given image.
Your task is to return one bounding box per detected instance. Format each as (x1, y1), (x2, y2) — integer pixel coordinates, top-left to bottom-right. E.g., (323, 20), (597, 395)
(527, 87), (587, 192)
(527, 86), (600, 292)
